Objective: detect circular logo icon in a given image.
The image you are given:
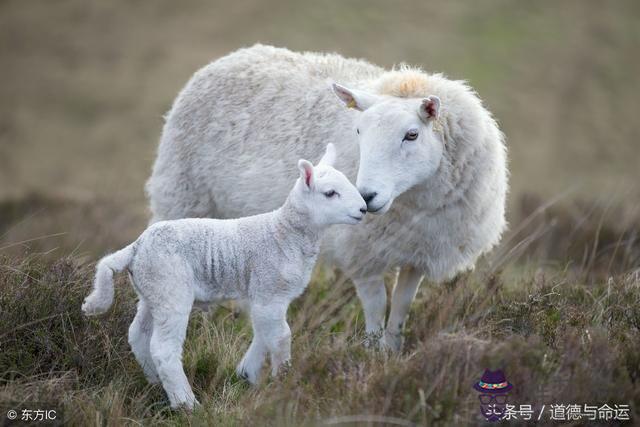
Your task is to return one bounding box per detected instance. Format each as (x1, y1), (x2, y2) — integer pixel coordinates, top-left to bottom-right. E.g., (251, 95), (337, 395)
(6, 410), (17, 420)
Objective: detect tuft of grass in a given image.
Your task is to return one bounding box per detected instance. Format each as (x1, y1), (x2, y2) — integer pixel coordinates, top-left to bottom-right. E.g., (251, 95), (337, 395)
(513, 194), (640, 281)
(0, 255), (136, 384)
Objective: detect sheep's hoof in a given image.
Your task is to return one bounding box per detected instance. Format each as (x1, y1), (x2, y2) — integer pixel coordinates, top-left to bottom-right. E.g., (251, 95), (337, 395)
(363, 330), (384, 349)
(382, 330), (404, 353)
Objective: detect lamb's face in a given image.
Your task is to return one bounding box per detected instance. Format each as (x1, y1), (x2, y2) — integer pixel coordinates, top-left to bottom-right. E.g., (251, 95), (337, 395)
(297, 144), (367, 227)
(333, 84), (443, 214)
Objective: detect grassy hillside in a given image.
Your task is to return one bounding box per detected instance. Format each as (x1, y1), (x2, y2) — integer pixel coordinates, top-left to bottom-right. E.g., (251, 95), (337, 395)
(1, 240), (638, 425)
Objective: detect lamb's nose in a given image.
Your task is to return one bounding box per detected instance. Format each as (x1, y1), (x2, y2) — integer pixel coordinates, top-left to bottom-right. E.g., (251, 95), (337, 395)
(361, 192), (377, 204)
(360, 207), (367, 215)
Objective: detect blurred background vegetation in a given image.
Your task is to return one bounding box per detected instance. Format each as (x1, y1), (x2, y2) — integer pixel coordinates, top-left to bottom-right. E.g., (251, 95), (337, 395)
(2, 1), (639, 239)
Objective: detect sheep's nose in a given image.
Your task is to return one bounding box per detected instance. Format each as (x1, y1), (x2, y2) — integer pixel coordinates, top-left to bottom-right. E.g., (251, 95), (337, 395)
(360, 207), (367, 215)
(361, 192), (377, 204)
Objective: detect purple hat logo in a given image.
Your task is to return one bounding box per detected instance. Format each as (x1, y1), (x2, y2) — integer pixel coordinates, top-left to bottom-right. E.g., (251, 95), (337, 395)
(473, 369), (513, 422)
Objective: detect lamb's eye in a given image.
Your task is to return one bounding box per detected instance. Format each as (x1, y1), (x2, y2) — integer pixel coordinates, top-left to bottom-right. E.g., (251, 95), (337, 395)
(356, 128), (360, 135)
(404, 129), (419, 141)
(324, 190), (338, 198)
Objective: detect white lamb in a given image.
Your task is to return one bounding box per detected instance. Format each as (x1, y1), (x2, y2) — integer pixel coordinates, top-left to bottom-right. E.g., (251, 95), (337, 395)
(82, 144), (366, 409)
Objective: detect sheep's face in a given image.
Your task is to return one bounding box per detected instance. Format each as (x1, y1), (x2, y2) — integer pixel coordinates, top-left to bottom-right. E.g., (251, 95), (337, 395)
(333, 84), (443, 214)
(297, 144), (367, 227)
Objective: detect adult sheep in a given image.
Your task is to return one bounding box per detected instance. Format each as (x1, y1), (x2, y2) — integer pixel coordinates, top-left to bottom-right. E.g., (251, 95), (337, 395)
(146, 44), (508, 351)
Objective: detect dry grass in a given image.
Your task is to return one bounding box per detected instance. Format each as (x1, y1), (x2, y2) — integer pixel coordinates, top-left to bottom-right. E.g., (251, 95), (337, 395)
(0, 195), (639, 425)
(1, 258), (639, 425)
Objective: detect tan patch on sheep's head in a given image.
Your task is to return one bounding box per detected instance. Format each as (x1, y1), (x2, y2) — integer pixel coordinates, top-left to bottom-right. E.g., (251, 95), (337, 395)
(377, 70), (432, 98)
(376, 70), (446, 136)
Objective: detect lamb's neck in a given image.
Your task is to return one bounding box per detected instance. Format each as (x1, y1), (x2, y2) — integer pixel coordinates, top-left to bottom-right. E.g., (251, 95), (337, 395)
(274, 191), (322, 256)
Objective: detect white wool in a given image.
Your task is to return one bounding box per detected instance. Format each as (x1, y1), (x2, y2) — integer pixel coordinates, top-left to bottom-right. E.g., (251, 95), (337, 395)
(146, 44), (508, 350)
(83, 144), (366, 409)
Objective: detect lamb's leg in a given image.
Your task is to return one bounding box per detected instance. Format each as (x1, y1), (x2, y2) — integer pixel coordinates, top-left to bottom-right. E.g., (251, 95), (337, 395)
(128, 299), (159, 383)
(236, 336), (267, 384)
(384, 266), (424, 352)
(353, 275), (387, 348)
(149, 307), (198, 409)
(251, 304), (291, 377)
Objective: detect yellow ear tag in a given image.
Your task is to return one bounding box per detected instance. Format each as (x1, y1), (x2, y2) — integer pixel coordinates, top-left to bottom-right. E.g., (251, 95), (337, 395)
(347, 99), (357, 109)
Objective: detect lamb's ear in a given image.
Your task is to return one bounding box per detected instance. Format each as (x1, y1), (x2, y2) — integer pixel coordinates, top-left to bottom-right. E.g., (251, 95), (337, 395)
(419, 95), (440, 122)
(297, 159), (315, 190)
(318, 143), (336, 167)
(332, 83), (379, 111)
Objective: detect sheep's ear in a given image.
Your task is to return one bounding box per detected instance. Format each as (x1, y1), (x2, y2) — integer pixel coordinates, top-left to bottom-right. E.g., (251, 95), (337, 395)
(297, 159), (315, 190)
(318, 143), (336, 167)
(332, 83), (379, 111)
(419, 95), (440, 122)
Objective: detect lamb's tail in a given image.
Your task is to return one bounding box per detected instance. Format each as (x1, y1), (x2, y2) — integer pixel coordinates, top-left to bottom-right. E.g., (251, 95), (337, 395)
(82, 243), (136, 316)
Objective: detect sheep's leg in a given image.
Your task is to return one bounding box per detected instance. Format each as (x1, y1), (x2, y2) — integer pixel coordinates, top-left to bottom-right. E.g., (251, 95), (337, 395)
(149, 307), (198, 409)
(251, 304), (291, 378)
(236, 334), (267, 384)
(128, 299), (159, 383)
(384, 266), (423, 352)
(353, 275), (387, 348)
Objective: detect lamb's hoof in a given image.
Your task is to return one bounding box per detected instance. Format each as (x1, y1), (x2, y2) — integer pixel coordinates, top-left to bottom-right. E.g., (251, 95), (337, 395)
(171, 399), (200, 414)
(141, 364), (161, 384)
(144, 373), (161, 385)
(236, 366), (258, 385)
(237, 369), (249, 381)
(81, 299), (107, 316)
(382, 330), (404, 353)
(275, 360), (292, 380)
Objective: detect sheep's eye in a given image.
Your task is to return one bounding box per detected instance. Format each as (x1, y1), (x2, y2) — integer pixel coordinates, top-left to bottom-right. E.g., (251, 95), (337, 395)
(356, 128), (360, 135)
(324, 190), (338, 198)
(404, 129), (419, 141)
